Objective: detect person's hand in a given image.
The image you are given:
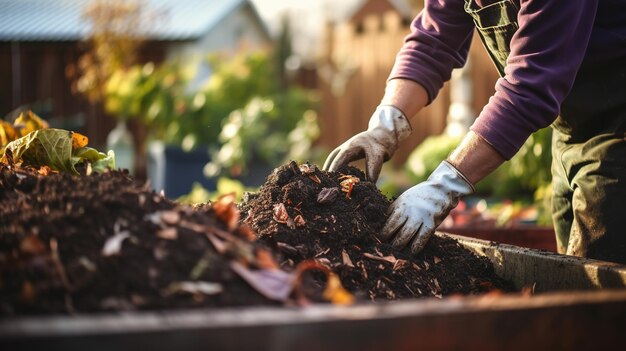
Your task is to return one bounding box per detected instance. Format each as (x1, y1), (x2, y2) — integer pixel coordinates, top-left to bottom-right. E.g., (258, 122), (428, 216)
(380, 161), (475, 254)
(323, 105), (411, 182)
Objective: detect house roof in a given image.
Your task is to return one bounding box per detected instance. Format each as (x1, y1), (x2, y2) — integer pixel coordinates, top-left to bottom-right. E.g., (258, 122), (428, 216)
(0, 0), (266, 42)
(345, 0), (414, 23)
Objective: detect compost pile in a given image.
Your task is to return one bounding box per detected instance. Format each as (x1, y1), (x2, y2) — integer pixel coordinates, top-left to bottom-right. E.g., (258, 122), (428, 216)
(241, 161), (513, 301)
(0, 163), (280, 316)
(0, 161), (513, 317)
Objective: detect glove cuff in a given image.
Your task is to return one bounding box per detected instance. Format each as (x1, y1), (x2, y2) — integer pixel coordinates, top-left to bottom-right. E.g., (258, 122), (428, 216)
(431, 160), (476, 195)
(368, 105), (412, 143)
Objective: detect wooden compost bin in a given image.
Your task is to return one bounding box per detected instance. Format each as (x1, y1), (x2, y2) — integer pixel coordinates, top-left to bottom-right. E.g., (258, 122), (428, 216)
(2, 233), (626, 351)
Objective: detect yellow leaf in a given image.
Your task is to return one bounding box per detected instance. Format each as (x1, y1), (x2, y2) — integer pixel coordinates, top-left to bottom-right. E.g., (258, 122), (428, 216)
(71, 132), (89, 149)
(14, 110), (49, 137)
(294, 261), (355, 306)
(0, 120), (17, 147)
(323, 273), (355, 305)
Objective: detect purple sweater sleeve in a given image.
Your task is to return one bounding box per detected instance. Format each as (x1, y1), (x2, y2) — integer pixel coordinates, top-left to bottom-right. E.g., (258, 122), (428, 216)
(390, 0), (599, 160)
(389, 0), (474, 103)
(470, 0), (598, 159)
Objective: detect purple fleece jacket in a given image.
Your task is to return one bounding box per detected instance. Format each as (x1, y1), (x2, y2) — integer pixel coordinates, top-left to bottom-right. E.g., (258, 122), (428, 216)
(389, 0), (626, 159)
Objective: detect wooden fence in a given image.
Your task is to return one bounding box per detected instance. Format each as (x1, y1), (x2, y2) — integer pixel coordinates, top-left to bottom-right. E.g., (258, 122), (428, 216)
(315, 10), (500, 166)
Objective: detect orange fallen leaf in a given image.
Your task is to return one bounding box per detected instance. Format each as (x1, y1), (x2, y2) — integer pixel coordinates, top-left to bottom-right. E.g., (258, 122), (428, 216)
(255, 248), (279, 270)
(19, 234), (47, 255)
(71, 131), (88, 149)
(212, 193), (239, 231)
(237, 223), (257, 241)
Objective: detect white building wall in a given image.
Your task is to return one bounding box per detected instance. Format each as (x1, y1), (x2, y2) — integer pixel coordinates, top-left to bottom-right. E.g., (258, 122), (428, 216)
(166, 4), (271, 61)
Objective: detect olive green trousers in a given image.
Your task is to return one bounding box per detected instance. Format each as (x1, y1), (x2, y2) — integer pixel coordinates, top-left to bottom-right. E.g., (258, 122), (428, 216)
(551, 130), (626, 264)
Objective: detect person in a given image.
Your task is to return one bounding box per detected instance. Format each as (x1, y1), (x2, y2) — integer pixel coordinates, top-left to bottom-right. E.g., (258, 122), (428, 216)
(323, 0), (626, 264)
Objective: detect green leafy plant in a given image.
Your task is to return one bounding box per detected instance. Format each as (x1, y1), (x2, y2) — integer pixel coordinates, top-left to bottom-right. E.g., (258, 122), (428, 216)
(405, 134), (463, 183)
(104, 51), (319, 155)
(205, 91), (320, 178)
(2, 128), (114, 174)
(405, 128), (553, 224)
(69, 0), (151, 104)
(102, 44), (322, 185)
(177, 177), (257, 204)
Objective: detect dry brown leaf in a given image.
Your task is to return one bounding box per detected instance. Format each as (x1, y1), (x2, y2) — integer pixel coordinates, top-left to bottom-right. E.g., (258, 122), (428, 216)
(212, 193), (239, 231)
(189, 223), (256, 263)
(392, 259), (408, 271)
(341, 249), (354, 268)
(157, 228), (178, 240)
(19, 234), (46, 255)
(255, 248), (279, 270)
(273, 203), (289, 224)
(293, 214), (306, 227)
(38, 165), (54, 175)
(479, 281), (496, 290)
(230, 261), (293, 302)
(315, 257), (331, 267)
(317, 187), (339, 204)
(307, 174), (321, 184)
(20, 281), (36, 303)
(237, 223), (257, 241)
(298, 163), (317, 175)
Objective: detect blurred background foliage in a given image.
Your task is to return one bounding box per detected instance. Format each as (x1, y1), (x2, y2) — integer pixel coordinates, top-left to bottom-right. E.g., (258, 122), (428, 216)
(178, 177), (256, 204)
(405, 127), (553, 225)
(104, 50), (322, 179)
(69, 0), (150, 103)
(205, 93), (321, 178)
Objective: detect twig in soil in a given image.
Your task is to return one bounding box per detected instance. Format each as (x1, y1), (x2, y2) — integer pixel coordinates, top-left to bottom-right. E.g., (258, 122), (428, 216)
(315, 248), (330, 257)
(356, 261), (368, 280)
(276, 242), (301, 257)
(341, 250), (354, 268)
(206, 233), (228, 254)
(363, 252), (397, 265)
(392, 259), (408, 271)
(404, 283), (417, 296)
(49, 239), (72, 290)
(49, 238), (72, 292)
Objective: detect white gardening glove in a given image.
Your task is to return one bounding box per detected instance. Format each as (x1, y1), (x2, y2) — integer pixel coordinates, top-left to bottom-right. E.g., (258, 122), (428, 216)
(380, 160), (475, 254)
(323, 105), (411, 182)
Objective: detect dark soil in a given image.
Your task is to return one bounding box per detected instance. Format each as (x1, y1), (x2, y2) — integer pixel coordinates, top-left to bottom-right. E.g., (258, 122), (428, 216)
(241, 161), (514, 301)
(0, 161), (514, 317)
(0, 163), (277, 316)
